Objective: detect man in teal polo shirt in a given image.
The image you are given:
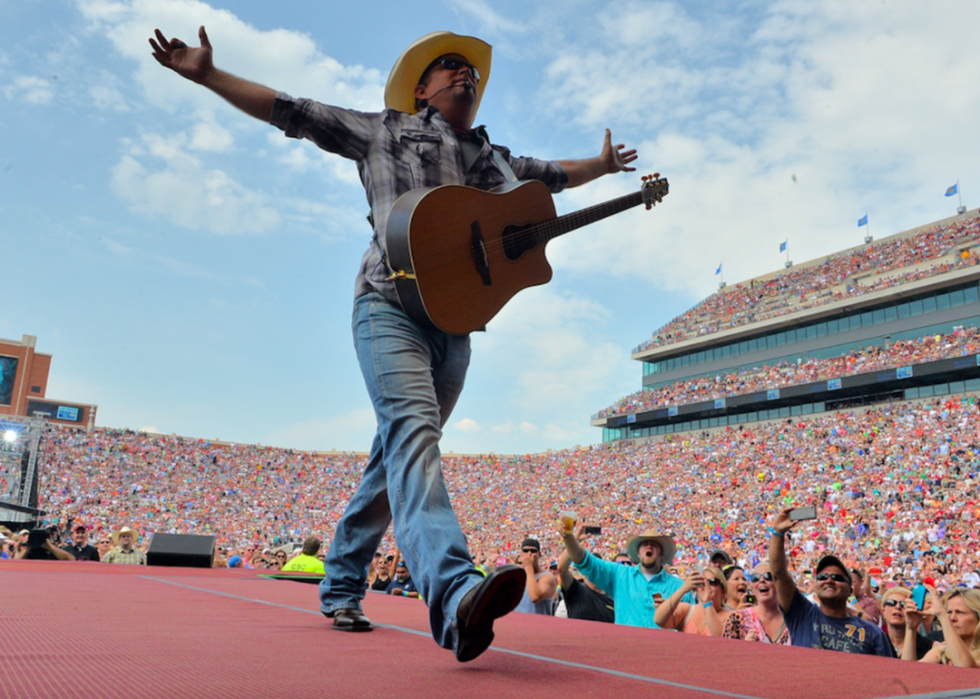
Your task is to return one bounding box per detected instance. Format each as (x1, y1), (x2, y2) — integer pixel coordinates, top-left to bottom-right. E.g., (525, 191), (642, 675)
(559, 526), (693, 628)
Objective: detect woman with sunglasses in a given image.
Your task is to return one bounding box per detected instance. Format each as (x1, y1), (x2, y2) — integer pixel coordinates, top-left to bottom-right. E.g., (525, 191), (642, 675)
(905, 585), (980, 667)
(877, 587), (935, 660)
(722, 564), (789, 645)
(654, 566), (728, 636)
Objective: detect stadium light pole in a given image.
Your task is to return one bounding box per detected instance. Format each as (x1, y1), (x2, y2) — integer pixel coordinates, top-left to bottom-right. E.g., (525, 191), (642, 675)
(956, 180), (966, 215)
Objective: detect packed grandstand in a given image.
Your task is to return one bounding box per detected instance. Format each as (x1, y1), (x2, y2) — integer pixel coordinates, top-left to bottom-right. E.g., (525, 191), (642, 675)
(3, 208), (980, 667)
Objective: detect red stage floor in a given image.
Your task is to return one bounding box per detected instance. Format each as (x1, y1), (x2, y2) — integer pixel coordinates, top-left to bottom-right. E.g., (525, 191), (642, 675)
(2, 561), (979, 699)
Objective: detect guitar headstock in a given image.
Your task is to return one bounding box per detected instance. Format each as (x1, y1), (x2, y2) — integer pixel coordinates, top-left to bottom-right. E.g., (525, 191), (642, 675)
(640, 173), (669, 210)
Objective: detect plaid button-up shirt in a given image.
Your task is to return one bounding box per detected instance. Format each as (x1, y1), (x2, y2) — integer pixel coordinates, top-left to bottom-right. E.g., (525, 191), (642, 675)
(102, 547), (147, 565)
(270, 93), (568, 304)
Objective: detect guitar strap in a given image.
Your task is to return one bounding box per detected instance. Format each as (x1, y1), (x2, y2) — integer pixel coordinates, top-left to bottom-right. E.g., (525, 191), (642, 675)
(491, 147), (518, 183)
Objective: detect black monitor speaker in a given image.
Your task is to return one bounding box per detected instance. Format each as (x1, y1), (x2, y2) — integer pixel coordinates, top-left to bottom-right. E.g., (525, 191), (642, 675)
(147, 533), (215, 568)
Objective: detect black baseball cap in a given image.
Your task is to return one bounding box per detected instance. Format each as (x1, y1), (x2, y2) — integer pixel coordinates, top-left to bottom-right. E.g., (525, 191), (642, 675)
(521, 538), (541, 552)
(816, 555), (852, 584)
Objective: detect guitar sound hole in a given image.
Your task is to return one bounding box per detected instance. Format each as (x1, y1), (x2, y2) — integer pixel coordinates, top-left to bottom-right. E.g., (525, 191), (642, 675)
(502, 224), (536, 261)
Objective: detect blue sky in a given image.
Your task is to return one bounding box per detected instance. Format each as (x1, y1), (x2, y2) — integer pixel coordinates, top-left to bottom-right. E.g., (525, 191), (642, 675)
(3, 0), (979, 454)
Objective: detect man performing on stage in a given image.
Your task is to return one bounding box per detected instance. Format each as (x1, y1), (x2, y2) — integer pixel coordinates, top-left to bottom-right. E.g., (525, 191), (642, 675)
(150, 27), (637, 661)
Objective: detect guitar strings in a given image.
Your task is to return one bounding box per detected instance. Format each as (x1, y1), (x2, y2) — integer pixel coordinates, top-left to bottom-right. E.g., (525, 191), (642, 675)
(445, 189), (648, 258)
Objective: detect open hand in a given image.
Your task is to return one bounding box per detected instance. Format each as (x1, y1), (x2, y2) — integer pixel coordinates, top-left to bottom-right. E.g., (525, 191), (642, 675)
(680, 571), (704, 595)
(599, 129), (637, 174)
(150, 26), (214, 84)
(771, 506), (798, 535)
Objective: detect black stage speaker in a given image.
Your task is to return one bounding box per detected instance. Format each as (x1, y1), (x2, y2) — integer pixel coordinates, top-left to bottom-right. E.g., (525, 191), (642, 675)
(147, 533), (215, 568)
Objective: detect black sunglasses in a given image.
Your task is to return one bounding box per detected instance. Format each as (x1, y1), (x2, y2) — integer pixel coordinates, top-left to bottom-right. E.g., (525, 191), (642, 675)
(522, 548), (539, 554)
(706, 578), (723, 587)
(816, 573), (850, 584)
(618, 560), (634, 566)
(750, 572), (774, 583)
(428, 57), (480, 83)
(882, 599), (903, 608)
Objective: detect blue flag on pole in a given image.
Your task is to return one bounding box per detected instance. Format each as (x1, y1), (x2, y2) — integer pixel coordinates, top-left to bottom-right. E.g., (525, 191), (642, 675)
(779, 241), (787, 253)
(946, 184), (958, 197)
(715, 263), (722, 275)
(858, 215), (868, 227)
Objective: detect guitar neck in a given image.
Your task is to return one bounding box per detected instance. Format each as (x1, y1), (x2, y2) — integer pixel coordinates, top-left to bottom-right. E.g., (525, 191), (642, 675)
(534, 190), (646, 243)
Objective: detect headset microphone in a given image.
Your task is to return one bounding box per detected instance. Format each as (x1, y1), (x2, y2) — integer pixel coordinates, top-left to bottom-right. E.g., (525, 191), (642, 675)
(418, 81), (475, 108)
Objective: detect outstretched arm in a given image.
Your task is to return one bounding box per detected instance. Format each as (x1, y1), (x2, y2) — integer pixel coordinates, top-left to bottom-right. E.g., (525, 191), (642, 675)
(150, 26), (276, 122)
(558, 129), (637, 188)
(768, 507), (799, 613)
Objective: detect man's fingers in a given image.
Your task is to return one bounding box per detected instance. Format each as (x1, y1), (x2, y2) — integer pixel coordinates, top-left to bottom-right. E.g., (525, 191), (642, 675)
(154, 28), (172, 51)
(199, 25), (211, 48)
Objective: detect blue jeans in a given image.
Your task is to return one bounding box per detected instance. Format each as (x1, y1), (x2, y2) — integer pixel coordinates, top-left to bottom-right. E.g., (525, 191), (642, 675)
(320, 292), (483, 648)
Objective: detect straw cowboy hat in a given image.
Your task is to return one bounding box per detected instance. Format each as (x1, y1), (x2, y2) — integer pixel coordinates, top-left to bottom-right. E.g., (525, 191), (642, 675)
(112, 526), (138, 545)
(626, 530), (677, 565)
(384, 31), (492, 115)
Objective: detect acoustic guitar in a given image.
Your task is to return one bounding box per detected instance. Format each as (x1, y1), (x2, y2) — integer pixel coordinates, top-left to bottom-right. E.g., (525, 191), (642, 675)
(384, 174), (669, 335)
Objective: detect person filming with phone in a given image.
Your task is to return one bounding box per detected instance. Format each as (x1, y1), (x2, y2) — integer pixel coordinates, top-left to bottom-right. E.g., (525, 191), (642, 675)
(559, 521), (692, 629)
(769, 505), (890, 656)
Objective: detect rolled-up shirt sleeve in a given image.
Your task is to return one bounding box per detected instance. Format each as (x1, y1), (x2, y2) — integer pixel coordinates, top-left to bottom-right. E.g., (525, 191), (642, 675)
(270, 91), (384, 162)
(574, 549), (617, 594)
(499, 147), (568, 194)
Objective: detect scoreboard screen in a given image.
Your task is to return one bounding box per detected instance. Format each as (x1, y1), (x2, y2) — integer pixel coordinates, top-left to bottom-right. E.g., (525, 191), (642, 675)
(0, 356), (17, 406)
(27, 400), (84, 423)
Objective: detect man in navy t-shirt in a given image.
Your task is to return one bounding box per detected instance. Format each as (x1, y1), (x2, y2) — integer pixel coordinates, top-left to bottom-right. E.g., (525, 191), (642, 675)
(386, 562), (420, 599)
(769, 507), (890, 657)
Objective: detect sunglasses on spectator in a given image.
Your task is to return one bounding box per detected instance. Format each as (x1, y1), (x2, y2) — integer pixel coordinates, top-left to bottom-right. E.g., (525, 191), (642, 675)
(706, 578), (723, 587)
(882, 599), (903, 608)
(98, 539), (110, 545)
(816, 573), (849, 583)
(522, 548), (538, 554)
(427, 57), (480, 83)
(618, 560), (634, 565)
(750, 572), (774, 583)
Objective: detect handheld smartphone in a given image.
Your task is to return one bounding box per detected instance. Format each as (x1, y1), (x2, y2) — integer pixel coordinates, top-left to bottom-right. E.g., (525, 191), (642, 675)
(788, 506), (817, 522)
(652, 593), (664, 605)
(912, 584), (927, 611)
(744, 593), (756, 605)
(583, 525), (602, 535)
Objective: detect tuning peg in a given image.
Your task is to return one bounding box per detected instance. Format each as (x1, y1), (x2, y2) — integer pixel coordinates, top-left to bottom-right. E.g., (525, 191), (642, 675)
(653, 172), (660, 179)
(641, 175), (649, 181)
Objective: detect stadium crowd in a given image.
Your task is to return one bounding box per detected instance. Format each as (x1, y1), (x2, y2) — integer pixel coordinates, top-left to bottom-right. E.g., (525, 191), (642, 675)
(1, 392), (979, 664)
(637, 214), (980, 351)
(598, 324), (980, 418)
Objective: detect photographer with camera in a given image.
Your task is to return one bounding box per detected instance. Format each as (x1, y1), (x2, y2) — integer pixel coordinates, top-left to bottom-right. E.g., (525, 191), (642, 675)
(17, 526), (75, 561)
(769, 506), (889, 655)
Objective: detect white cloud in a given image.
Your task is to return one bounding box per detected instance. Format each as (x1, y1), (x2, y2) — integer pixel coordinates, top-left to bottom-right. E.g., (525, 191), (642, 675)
(3, 76), (53, 104)
(473, 287), (627, 416)
(76, 0), (386, 114)
(536, 0), (980, 301)
(188, 115), (233, 152)
(453, 417), (481, 433)
(111, 130), (279, 234)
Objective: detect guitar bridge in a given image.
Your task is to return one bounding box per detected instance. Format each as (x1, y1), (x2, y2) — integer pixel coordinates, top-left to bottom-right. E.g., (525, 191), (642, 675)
(471, 221), (492, 286)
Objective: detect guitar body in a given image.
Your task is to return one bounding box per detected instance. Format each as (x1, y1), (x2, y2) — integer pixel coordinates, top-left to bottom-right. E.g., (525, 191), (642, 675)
(386, 180), (558, 335)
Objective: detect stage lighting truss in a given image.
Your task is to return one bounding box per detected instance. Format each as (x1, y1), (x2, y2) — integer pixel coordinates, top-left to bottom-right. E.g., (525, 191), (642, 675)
(0, 417), (45, 522)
